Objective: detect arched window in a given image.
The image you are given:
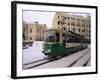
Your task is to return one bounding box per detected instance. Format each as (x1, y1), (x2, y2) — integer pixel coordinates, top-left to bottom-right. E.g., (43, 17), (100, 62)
(30, 28), (32, 33)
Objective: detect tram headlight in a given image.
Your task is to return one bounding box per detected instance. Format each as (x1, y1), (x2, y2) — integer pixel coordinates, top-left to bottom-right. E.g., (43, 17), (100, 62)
(48, 49), (51, 52)
(45, 49), (51, 53)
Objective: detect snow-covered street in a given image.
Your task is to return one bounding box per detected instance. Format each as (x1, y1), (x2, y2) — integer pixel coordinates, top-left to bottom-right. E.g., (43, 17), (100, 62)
(23, 41), (91, 69)
(23, 41), (46, 64)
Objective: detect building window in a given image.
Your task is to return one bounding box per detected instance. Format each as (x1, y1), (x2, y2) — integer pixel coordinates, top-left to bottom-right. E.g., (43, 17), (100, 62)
(89, 34), (90, 38)
(82, 24), (85, 27)
(79, 29), (80, 32)
(68, 28), (70, 31)
(77, 23), (80, 26)
(82, 20), (85, 22)
(58, 16), (59, 18)
(68, 22), (70, 26)
(82, 29), (85, 32)
(61, 16), (66, 19)
(30, 28), (32, 33)
(77, 19), (80, 21)
(30, 37), (32, 40)
(71, 17), (75, 20)
(38, 29), (39, 33)
(86, 24), (88, 27)
(71, 22), (75, 26)
(68, 17), (70, 19)
(73, 28), (75, 32)
(89, 24), (91, 28)
(86, 20), (88, 23)
(63, 28), (66, 30)
(58, 21), (60, 25)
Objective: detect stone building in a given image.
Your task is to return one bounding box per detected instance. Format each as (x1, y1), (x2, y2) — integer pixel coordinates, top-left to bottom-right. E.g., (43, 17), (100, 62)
(52, 12), (91, 41)
(23, 21), (47, 42)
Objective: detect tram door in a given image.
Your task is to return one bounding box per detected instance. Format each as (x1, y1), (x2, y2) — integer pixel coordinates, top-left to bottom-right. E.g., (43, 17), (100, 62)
(62, 33), (66, 46)
(55, 32), (60, 43)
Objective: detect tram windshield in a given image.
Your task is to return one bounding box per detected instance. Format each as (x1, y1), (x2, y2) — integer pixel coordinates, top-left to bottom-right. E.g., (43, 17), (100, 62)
(44, 31), (55, 42)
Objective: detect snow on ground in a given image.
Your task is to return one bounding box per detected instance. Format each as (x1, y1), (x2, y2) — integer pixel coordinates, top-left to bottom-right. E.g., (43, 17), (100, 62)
(23, 41), (46, 64)
(86, 60), (91, 66)
(72, 51), (90, 67)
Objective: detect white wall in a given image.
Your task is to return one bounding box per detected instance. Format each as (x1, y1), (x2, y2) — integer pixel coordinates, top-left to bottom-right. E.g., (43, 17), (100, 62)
(0, 0), (99, 80)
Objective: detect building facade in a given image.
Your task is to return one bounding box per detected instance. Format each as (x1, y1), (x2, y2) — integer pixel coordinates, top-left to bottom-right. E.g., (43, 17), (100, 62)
(23, 21), (47, 42)
(52, 12), (91, 41)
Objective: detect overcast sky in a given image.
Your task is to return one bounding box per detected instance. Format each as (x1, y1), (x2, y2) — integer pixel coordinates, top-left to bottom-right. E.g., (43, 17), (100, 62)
(23, 10), (90, 28)
(23, 10), (55, 28)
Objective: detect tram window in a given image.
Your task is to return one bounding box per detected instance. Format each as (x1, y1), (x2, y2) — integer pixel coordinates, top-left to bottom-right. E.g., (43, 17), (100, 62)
(56, 33), (59, 42)
(45, 33), (54, 42)
(67, 33), (80, 43)
(45, 35), (54, 42)
(45, 32), (54, 42)
(49, 36), (54, 42)
(67, 38), (71, 43)
(62, 33), (66, 43)
(67, 32), (85, 43)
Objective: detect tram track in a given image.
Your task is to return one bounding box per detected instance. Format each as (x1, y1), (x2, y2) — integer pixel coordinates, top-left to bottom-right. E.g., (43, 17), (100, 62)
(23, 58), (48, 65)
(83, 56), (90, 66)
(23, 57), (60, 70)
(67, 49), (90, 67)
(67, 50), (89, 67)
(26, 59), (54, 69)
(23, 58), (49, 70)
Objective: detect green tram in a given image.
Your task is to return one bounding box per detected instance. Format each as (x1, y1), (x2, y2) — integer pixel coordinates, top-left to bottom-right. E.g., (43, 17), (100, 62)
(42, 28), (88, 58)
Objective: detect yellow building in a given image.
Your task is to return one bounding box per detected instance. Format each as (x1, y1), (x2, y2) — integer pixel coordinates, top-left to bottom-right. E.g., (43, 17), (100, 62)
(23, 21), (47, 42)
(52, 12), (91, 41)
